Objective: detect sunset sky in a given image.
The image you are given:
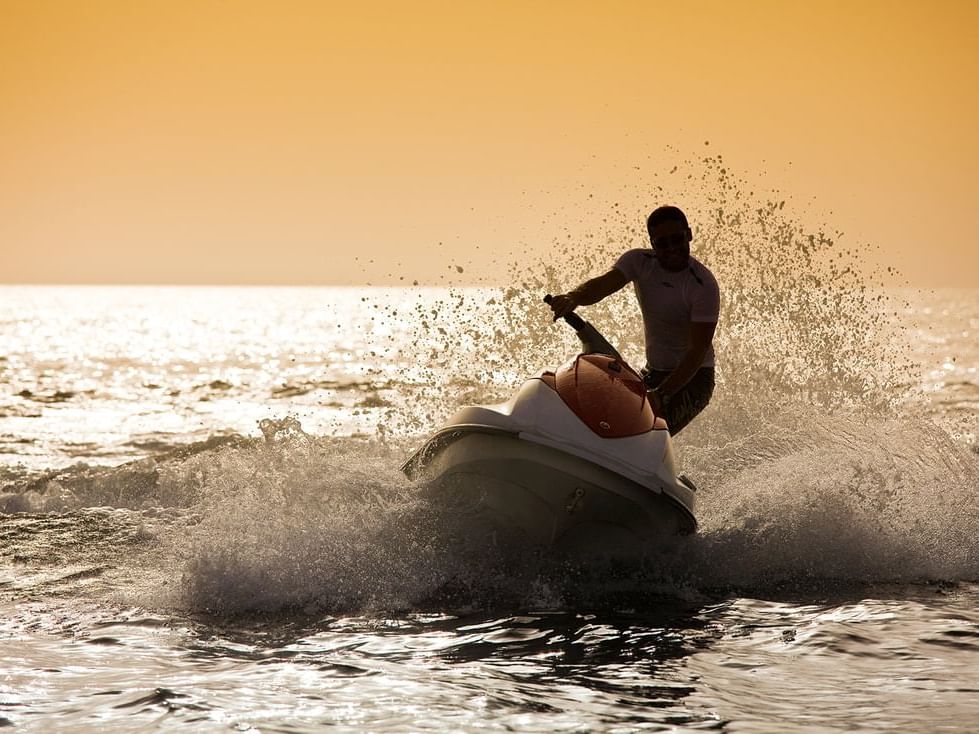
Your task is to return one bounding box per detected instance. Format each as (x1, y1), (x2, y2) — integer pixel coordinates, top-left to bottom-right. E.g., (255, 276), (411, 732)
(2, 0), (977, 287)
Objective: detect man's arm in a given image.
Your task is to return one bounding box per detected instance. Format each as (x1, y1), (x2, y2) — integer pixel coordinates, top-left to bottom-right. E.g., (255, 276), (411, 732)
(649, 321), (717, 409)
(548, 269), (628, 319)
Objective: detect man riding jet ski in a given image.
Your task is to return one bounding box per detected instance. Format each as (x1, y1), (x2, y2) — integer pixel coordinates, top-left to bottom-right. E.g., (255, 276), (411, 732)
(402, 296), (698, 556)
(548, 205), (720, 436)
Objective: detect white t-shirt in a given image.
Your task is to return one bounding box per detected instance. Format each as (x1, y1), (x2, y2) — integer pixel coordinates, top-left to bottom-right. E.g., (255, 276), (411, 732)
(613, 250), (720, 370)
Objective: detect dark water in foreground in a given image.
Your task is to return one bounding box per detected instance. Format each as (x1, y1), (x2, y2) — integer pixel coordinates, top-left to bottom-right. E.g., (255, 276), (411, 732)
(5, 584), (979, 731)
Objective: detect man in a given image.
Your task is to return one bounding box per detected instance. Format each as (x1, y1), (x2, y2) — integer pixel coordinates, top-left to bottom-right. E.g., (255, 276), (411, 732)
(548, 205), (719, 435)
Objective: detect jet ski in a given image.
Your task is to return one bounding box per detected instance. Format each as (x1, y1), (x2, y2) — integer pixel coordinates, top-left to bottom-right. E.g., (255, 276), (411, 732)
(402, 296), (697, 555)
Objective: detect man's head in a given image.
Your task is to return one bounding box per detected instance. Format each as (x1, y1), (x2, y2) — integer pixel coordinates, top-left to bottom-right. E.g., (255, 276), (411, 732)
(646, 206), (691, 272)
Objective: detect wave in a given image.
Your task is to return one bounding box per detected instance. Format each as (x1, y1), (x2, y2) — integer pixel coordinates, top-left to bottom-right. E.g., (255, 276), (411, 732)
(683, 404), (979, 588)
(0, 434), (245, 513)
(185, 409), (979, 609)
(7, 405), (971, 615)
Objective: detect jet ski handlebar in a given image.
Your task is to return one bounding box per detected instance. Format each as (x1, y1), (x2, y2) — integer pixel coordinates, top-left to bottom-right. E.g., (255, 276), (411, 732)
(543, 294), (622, 360)
(543, 294), (587, 330)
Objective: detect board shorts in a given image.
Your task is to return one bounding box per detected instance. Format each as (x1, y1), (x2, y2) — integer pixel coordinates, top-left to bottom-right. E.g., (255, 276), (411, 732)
(641, 366), (715, 436)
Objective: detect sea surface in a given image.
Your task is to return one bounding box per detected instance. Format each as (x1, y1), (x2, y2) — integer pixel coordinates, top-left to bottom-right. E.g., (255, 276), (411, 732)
(1, 283), (977, 732)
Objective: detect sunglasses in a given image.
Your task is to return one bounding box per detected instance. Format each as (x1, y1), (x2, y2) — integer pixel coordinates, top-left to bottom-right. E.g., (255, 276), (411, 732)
(651, 232), (688, 249)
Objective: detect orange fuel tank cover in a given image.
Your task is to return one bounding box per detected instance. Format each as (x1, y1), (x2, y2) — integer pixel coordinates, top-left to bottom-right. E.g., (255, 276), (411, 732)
(553, 354), (656, 437)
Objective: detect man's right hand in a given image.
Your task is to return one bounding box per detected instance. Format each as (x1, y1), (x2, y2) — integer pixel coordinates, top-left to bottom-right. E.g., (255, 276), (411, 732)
(548, 269), (628, 320)
(548, 293), (579, 320)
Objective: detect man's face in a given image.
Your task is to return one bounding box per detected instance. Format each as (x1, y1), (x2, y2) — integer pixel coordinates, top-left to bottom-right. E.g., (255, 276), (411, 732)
(649, 220), (691, 272)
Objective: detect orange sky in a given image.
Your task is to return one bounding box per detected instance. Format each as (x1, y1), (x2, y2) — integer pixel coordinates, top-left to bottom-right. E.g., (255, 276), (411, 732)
(2, 0), (977, 287)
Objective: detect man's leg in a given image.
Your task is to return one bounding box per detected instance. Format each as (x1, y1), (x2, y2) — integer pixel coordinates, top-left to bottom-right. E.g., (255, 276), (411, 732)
(643, 367), (715, 436)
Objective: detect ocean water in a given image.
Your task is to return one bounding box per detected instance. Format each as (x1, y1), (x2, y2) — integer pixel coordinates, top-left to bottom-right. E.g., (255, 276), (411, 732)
(1, 279), (977, 732)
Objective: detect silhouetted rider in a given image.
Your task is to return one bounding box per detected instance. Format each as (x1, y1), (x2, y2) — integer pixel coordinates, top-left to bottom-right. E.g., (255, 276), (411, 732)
(549, 206), (719, 435)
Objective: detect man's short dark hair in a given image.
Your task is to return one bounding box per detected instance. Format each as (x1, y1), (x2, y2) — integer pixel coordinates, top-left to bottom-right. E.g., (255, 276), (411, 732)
(646, 206), (689, 238)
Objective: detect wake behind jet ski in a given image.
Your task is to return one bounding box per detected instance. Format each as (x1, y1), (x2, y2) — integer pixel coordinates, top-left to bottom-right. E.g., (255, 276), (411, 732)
(402, 297), (697, 556)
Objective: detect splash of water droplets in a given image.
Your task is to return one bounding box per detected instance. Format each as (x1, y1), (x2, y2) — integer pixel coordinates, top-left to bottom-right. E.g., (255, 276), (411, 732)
(366, 151), (917, 443)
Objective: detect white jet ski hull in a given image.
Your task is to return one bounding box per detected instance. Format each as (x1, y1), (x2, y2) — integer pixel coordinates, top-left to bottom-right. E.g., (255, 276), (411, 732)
(407, 425), (697, 555)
